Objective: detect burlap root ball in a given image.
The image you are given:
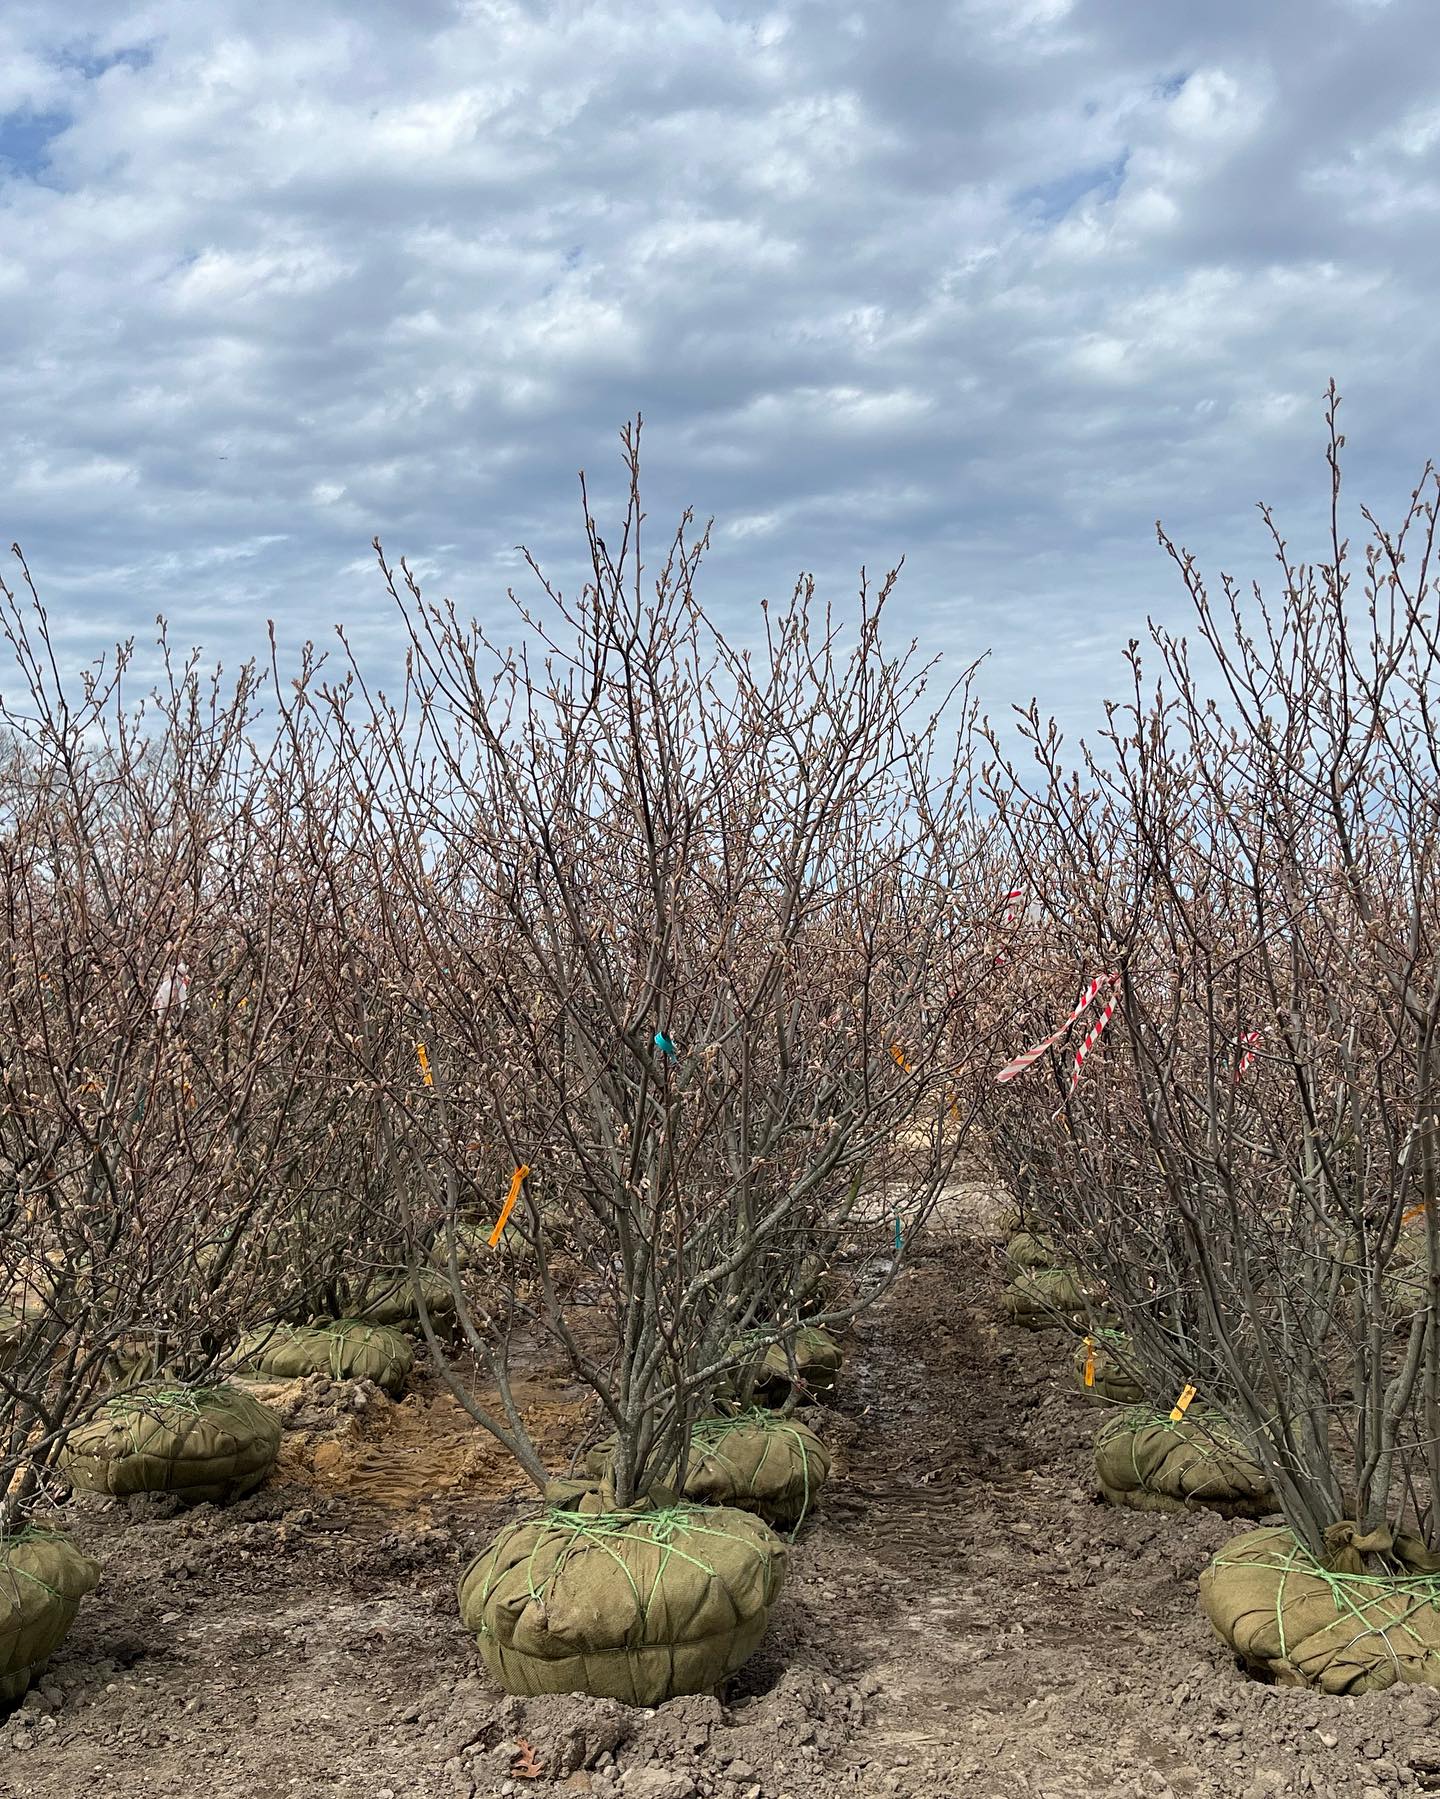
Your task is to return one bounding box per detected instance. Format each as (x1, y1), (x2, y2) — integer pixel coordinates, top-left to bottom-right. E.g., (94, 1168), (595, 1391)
(60, 1383), (282, 1504)
(1004, 1230), (1060, 1279)
(1003, 1266), (1112, 1333)
(1071, 1332), (1146, 1405)
(995, 1200), (1024, 1238)
(1094, 1407), (1276, 1519)
(1200, 1522), (1440, 1694)
(457, 1493), (786, 1704)
(429, 1223), (495, 1272)
(587, 1413), (831, 1530)
(233, 1319), (413, 1395)
(1385, 1242), (1434, 1328)
(0, 1532), (101, 1704)
(751, 1326), (842, 1406)
(351, 1265), (458, 1328)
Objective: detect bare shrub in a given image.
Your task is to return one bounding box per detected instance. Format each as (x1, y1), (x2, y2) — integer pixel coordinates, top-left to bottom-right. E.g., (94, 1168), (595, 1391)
(983, 389), (1440, 1562)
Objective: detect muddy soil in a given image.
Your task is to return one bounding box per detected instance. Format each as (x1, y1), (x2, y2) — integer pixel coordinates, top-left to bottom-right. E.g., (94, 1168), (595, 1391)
(6, 1190), (1440, 1799)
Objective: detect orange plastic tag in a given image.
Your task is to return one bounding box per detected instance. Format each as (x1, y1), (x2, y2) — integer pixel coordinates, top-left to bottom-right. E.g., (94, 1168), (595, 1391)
(890, 1044), (913, 1073)
(415, 1042), (434, 1088)
(1083, 1339), (1095, 1388)
(488, 1165), (531, 1247)
(1169, 1383), (1197, 1423)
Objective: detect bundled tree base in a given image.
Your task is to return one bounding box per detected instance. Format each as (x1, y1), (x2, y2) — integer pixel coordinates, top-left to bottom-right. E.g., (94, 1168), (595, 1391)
(429, 1223), (494, 1272)
(457, 1488), (786, 1705)
(351, 1266), (457, 1329)
(60, 1384), (282, 1504)
(0, 1532), (101, 1704)
(105, 1338), (164, 1387)
(1004, 1231), (1060, 1279)
(1072, 1332), (1145, 1405)
(683, 1413), (830, 1526)
(1200, 1524), (1440, 1693)
(233, 1319), (413, 1396)
(1002, 1267), (1111, 1333)
(586, 1412), (831, 1530)
(1094, 1407), (1276, 1519)
(749, 1327), (842, 1406)
(1384, 1257), (1435, 1331)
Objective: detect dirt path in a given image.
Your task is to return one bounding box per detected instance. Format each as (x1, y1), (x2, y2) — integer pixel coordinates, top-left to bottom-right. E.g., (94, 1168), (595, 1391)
(6, 1204), (1440, 1799)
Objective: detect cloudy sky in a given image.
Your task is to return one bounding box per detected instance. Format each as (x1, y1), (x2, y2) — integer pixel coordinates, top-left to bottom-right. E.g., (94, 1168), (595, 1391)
(1, 0), (1437, 736)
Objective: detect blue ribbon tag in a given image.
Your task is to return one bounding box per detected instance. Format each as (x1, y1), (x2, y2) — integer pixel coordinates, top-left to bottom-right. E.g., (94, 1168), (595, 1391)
(654, 1031), (677, 1058)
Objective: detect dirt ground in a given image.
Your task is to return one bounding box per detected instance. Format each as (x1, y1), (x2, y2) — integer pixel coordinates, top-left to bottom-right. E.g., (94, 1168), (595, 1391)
(7, 1189), (1440, 1799)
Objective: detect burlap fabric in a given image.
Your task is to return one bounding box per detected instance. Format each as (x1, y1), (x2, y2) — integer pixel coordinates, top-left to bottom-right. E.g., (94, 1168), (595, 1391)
(0, 1533), (101, 1703)
(61, 1383), (282, 1503)
(753, 1326), (842, 1405)
(1094, 1406), (1276, 1518)
(457, 1492), (785, 1704)
(1392, 1218), (1431, 1269)
(1004, 1231), (1059, 1278)
(234, 1319), (413, 1395)
(430, 1224), (494, 1272)
(1002, 1266), (1110, 1332)
(1071, 1332), (1145, 1405)
(1385, 1218), (1437, 1323)
(586, 1413), (831, 1530)
(106, 1338), (163, 1386)
(1200, 1522), (1440, 1693)
(682, 1414), (830, 1526)
(352, 1265), (457, 1327)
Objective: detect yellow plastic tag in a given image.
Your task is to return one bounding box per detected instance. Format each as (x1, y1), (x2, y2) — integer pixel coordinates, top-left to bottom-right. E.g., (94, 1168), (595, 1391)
(488, 1165), (531, 1247)
(1083, 1338), (1095, 1388)
(415, 1042), (434, 1088)
(1169, 1383), (1197, 1423)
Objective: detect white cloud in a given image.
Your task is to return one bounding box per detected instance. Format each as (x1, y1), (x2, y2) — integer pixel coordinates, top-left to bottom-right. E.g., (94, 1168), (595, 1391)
(0, 0), (1435, 739)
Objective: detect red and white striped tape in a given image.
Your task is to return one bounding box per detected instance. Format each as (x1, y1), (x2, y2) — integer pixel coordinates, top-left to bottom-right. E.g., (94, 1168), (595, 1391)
(1235, 1030), (1261, 1080)
(995, 973), (1118, 1085)
(1062, 985), (1118, 1103)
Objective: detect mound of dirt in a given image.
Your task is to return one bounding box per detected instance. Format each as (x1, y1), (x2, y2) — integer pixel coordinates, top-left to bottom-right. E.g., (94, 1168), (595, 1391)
(411, 1660), (868, 1796)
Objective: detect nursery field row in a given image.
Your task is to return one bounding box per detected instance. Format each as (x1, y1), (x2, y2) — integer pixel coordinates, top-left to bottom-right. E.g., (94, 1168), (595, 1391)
(4, 1189), (1438, 1799)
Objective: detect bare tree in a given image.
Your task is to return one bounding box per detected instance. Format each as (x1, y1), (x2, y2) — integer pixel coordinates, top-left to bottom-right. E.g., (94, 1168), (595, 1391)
(301, 423), (997, 1505)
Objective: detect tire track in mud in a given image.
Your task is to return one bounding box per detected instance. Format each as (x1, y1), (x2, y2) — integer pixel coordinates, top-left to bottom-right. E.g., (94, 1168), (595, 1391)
(807, 1218), (1235, 1797)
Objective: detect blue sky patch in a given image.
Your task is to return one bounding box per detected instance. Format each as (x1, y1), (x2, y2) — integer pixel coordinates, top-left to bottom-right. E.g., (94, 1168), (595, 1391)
(0, 108), (70, 178)
(1017, 153), (1130, 224)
